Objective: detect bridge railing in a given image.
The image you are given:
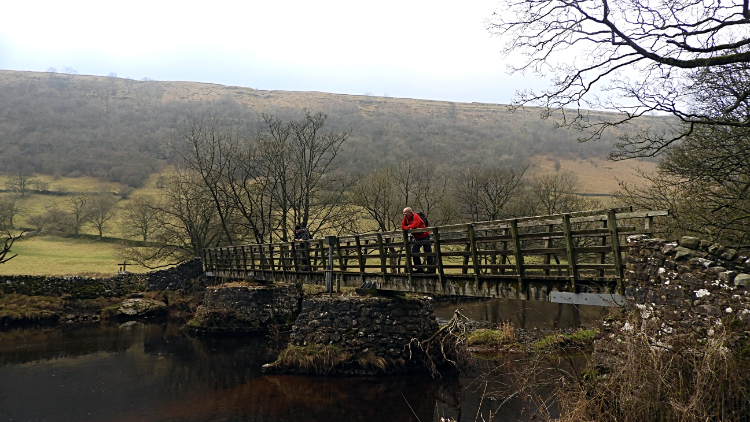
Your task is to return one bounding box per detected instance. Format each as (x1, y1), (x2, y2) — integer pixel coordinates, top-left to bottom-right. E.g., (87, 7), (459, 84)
(202, 207), (668, 286)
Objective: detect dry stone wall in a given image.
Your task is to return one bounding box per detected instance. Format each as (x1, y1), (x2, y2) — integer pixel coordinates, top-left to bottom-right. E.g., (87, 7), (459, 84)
(187, 282), (300, 335)
(0, 259), (204, 299)
(623, 235), (750, 331)
(287, 295), (439, 375)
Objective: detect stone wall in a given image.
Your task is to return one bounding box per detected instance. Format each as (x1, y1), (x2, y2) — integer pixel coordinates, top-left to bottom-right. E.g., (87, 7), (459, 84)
(187, 282), (300, 335)
(624, 235), (750, 329)
(0, 273), (146, 298)
(0, 259), (204, 299)
(285, 295), (439, 375)
(145, 258), (204, 291)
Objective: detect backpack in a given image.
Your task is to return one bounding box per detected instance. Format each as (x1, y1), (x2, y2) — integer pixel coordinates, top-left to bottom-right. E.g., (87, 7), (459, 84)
(415, 211), (429, 228)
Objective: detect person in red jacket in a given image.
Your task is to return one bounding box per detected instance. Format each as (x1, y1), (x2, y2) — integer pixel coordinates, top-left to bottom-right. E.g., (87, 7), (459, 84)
(401, 207), (434, 273)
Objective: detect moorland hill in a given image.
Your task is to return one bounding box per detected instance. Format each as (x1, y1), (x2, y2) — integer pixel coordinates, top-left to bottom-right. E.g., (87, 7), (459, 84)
(0, 70), (664, 193)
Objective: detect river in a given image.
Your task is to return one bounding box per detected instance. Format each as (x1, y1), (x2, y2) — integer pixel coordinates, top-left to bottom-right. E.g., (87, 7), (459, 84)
(0, 298), (602, 422)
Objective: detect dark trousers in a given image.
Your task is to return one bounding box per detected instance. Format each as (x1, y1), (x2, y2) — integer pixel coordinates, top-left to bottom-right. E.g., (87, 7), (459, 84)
(411, 235), (435, 273)
(295, 243), (309, 270)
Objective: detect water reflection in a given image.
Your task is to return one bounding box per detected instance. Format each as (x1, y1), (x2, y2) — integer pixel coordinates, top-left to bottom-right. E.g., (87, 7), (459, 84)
(434, 297), (607, 329)
(0, 299), (588, 422)
(0, 322), (468, 422)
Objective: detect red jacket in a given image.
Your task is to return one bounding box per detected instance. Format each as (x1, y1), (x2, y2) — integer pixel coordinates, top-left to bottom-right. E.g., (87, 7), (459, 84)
(402, 213), (430, 239)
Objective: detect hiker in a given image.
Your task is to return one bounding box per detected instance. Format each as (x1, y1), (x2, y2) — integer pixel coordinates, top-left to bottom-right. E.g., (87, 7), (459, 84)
(401, 207), (435, 273)
(293, 224), (311, 270)
(294, 225), (311, 241)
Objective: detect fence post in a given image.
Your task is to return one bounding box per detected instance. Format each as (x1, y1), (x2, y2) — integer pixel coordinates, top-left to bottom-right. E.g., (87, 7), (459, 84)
(562, 214), (577, 289)
(324, 236), (338, 294)
(433, 226), (445, 283)
(403, 230), (413, 283)
(355, 235), (365, 282)
(510, 219), (524, 289)
(467, 224), (480, 284)
(376, 233), (387, 278)
(608, 209), (623, 292)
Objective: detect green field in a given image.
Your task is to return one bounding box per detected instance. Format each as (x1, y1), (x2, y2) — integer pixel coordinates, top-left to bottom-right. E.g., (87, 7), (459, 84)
(0, 236), (150, 276)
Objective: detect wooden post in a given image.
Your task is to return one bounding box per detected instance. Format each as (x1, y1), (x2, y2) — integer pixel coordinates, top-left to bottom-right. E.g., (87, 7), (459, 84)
(249, 245), (257, 274)
(608, 209), (624, 292)
(292, 242), (300, 273)
(376, 233), (387, 277)
(500, 227), (508, 275)
(336, 240), (346, 272)
(355, 235), (365, 281)
(544, 224), (553, 277)
(467, 224), (480, 283)
(240, 246), (248, 278)
(433, 226), (445, 282)
(403, 230), (413, 282)
(258, 245), (267, 278)
(510, 219), (524, 288)
(316, 239), (325, 271)
(562, 214), (577, 288)
(599, 219), (608, 278)
(268, 245), (276, 278)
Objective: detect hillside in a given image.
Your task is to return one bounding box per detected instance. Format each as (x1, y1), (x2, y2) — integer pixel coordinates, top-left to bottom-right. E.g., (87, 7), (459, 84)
(0, 69), (664, 193)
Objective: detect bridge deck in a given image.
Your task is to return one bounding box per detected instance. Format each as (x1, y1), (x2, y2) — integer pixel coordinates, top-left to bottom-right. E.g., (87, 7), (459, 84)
(203, 208), (668, 300)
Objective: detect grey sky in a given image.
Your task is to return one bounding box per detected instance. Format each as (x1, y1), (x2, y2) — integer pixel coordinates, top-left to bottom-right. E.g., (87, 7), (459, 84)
(0, 0), (546, 104)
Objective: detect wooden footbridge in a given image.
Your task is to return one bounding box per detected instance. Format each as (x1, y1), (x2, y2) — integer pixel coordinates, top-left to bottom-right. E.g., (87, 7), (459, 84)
(202, 208), (668, 306)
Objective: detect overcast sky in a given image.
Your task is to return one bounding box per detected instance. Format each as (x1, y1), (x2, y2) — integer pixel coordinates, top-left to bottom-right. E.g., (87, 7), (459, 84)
(0, 0), (546, 104)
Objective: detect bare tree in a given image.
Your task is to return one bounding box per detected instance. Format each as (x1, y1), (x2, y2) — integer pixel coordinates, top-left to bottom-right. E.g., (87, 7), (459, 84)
(120, 169), (227, 268)
(122, 195), (162, 242)
(452, 166), (527, 222)
(265, 111), (354, 239)
(176, 113), (238, 245)
(488, 0), (750, 157)
(5, 167), (35, 197)
(350, 166), (402, 232)
(67, 195), (93, 237)
(175, 110), (354, 243)
(0, 196), (25, 229)
(88, 191), (118, 239)
(0, 230), (23, 265)
(522, 171), (597, 216)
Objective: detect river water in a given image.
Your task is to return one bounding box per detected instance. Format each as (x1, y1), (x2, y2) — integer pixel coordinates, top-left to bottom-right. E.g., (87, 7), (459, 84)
(0, 299), (603, 422)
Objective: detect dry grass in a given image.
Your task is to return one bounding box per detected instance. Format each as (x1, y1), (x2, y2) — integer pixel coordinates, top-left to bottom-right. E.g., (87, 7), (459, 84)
(0, 294), (63, 322)
(555, 317), (750, 422)
(527, 155), (657, 195)
(275, 343), (352, 374)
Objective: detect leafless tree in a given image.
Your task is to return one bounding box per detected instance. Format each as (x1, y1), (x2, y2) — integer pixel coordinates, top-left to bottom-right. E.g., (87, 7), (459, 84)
(522, 171), (598, 216)
(119, 169), (226, 268)
(122, 195), (162, 242)
(452, 166), (527, 222)
(350, 166), (402, 232)
(488, 0), (750, 157)
(88, 191), (119, 239)
(0, 230), (23, 265)
(175, 110), (354, 243)
(0, 196), (25, 229)
(5, 167), (35, 197)
(67, 195), (93, 237)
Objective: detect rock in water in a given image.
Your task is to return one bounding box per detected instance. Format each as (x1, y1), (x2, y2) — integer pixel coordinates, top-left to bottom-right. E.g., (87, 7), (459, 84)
(117, 298), (167, 318)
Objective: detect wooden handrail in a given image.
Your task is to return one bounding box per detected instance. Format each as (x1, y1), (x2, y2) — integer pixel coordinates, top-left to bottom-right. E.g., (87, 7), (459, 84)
(202, 208), (669, 285)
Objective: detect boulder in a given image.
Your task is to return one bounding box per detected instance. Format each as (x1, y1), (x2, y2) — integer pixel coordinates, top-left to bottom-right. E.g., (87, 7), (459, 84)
(735, 273), (750, 288)
(679, 236), (701, 249)
(674, 246), (694, 260)
(116, 298), (167, 318)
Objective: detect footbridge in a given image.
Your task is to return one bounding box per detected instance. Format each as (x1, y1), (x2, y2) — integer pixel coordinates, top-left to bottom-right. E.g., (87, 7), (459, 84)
(202, 208), (669, 306)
